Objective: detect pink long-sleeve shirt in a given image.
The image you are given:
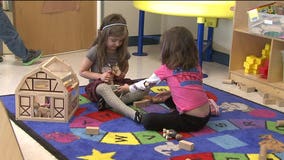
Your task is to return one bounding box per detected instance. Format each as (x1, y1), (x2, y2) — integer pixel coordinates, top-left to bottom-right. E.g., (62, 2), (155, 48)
(129, 64), (208, 114)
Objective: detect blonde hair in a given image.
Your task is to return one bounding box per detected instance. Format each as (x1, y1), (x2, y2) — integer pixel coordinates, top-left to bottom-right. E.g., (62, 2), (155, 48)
(92, 13), (129, 72)
(160, 26), (198, 70)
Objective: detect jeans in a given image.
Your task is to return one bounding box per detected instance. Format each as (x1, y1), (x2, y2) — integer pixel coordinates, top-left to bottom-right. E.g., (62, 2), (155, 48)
(0, 7), (29, 61)
(0, 39), (2, 56)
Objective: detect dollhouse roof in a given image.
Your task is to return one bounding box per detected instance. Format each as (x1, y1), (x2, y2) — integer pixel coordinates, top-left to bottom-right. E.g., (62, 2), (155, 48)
(15, 56), (79, 93)
(41, 56), (72, 79)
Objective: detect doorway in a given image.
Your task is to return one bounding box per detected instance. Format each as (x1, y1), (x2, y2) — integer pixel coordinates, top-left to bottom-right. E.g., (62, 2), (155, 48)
(13, 1), (97, 55)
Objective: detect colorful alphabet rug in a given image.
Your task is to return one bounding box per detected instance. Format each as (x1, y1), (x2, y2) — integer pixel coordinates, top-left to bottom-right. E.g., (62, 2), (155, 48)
(1, 85), (284, 160)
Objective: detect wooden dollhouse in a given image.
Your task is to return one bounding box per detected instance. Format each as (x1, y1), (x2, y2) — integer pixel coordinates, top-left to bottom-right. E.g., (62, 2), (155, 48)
(15, 56), (79, 122)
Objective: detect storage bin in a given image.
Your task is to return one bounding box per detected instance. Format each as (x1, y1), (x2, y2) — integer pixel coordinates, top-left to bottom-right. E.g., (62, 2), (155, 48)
(248, 12), (284, 38)
(248, 2), (284, 38)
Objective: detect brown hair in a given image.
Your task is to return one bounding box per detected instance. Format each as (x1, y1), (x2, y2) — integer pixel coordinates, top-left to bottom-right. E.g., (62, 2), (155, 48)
(160, 26), (198, 70)
(92, 13), (129, 72)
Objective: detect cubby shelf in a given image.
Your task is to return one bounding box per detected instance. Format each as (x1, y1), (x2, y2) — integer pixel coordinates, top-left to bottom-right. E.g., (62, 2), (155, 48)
(229, 1), (284, 98)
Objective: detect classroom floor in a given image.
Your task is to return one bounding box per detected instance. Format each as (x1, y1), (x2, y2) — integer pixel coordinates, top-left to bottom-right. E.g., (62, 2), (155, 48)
(1, 45), (283, 160)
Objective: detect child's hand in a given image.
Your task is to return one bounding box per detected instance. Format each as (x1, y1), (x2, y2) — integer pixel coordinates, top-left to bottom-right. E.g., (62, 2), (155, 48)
(117, 84), (130, 93)
(100, 71), (112, 83)
(153, 91), (171, 102)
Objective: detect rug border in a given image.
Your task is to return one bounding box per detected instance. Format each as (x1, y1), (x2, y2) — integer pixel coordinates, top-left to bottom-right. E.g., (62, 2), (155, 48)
(1, 95), (68, 160)
(1, 84), (283, 160)
(204, 84), (284, 114)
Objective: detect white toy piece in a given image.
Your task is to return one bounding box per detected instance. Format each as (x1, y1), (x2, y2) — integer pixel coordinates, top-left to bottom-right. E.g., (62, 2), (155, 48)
(220, 102), (252, 112)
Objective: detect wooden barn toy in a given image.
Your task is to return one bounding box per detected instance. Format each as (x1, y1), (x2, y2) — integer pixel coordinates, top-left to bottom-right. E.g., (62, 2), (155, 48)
(15, 56), (79, 122)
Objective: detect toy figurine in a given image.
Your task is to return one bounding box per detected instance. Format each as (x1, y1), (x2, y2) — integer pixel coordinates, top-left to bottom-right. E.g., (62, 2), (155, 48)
(162, 128), (183, 140)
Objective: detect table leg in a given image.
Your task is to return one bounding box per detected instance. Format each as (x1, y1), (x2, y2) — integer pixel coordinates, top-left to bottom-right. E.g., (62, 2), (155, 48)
(197, 17), (205, 67)
(197, 17), (208, 78)
(206, 27), (214, 61)
(132, 10), (148, 56)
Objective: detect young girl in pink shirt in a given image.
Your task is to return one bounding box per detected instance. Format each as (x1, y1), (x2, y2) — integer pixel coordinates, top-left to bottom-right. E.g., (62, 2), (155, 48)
(118, 26), (213, 132)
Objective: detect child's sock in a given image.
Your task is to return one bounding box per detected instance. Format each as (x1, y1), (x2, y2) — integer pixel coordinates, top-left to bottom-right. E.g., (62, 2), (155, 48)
(208, 99), (220, 116)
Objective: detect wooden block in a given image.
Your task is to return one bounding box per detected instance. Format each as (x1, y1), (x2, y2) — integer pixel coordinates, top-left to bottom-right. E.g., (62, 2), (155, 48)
(276, 120), (284, 127)
(237, 83), (256, 93)
(63, 79), (73, 87)
(244, 87), (256, 93)
(179, 140), (194, 151)
(86, 126), (99, 135)
(276, 98), (284, 107)
(257, 90), (270, 99)
(259, 145), (267, 160)
(222, 79), (235, 84)
(262, 97), (276, 105)
(133, 99), (151, 107)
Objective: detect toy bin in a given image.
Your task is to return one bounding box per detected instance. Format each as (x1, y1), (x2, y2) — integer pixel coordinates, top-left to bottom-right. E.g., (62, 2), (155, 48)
(248, 2), (284, 39)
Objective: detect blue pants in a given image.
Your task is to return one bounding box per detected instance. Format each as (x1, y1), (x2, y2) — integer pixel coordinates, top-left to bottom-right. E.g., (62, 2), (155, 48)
(0, 8), (29, 61)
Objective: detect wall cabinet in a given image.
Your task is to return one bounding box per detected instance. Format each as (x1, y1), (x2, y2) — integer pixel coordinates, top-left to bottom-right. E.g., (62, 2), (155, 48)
(229, 1), (284, 98)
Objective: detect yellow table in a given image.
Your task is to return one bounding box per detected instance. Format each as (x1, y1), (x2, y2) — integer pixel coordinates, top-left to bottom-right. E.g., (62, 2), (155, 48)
(132, 1), (235, 67)
(133, 1), (234, 18)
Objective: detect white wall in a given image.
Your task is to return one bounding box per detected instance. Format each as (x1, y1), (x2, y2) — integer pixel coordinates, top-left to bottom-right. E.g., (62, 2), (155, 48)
(212, 19), (233, 54)
(103, 1), (161, 36)
(102, 1), (233, 54)
(163, 16), (233, 54)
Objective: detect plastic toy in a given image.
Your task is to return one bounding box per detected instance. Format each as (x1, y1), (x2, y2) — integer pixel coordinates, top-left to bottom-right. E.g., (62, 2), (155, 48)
(258, 134), (284, 160)
(162, 128), (183, 140)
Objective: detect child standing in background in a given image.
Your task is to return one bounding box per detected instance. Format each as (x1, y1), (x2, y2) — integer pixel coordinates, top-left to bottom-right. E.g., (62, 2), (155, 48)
(118, 26), (214, 131)
(79, 13), (147, 123)
(0, 5), (42, 65)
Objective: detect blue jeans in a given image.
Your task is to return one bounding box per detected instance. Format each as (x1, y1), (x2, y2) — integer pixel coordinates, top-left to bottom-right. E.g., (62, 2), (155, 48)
(0, 8), (29, 61)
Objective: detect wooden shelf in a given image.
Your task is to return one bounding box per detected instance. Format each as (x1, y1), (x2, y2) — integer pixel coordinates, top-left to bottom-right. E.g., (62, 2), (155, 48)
(234, 29), (284, 42)
(229, 1), (284, 99)
(230, 70), (284, 97)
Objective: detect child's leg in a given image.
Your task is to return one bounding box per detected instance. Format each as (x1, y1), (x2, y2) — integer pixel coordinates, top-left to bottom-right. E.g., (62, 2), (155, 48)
(96, 83), (143, 122)
(142, 110), (210, 132)
(142, 110), (182, 131)
(164, 97), (176, 109)
(120, 90), (148, 104)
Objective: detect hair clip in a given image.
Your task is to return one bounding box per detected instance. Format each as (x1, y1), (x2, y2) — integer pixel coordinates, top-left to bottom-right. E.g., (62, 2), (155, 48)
(102, 23), (127, 30)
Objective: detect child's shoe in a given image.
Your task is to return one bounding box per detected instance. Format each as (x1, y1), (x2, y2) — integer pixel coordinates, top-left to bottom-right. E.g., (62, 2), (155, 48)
(134, 111), (144, 123)
(22, 49), (42, 66)
(209, 99), (220, 116)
